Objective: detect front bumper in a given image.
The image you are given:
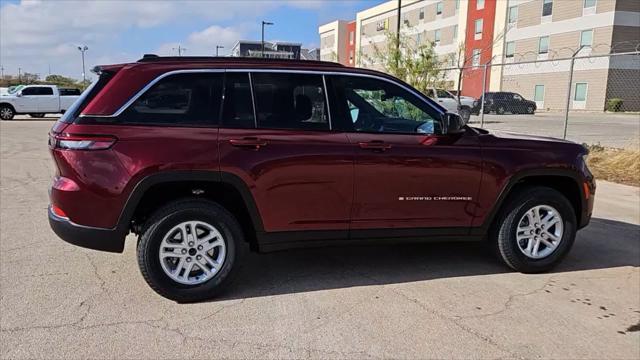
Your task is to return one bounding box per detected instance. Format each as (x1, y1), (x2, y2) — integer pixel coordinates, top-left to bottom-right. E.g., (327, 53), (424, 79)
(48, 206), (126, 253)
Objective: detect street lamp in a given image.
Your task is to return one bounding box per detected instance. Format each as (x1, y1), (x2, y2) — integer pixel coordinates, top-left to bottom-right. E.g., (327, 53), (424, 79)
(215, 45), (224, 57)
(261, 21), (274, 58)
(77, 45), (88, 83)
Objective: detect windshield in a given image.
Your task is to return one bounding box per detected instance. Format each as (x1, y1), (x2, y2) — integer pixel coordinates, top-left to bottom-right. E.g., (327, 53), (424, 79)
(7, 85), (25, 94)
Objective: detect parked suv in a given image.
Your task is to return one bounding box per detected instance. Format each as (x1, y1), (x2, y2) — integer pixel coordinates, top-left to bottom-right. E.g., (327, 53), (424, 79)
(425, 88), (474, 123)
(471, 92), (537, 115)
(48, 56), (594, 302)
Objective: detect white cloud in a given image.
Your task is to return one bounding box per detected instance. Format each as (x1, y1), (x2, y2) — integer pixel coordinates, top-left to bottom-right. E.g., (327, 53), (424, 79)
(0, 0), (334, 79)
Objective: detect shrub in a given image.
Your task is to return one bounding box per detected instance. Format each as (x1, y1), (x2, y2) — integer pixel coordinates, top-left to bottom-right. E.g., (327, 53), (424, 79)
(606, 98), (623, 112)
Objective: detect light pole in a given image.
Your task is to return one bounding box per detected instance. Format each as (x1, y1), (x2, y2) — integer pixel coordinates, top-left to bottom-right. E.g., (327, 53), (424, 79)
(215, 45), (224, 57)
(261, 21), (274, 58)
(77, 45), (88, 83)
(172, 45), (186, 56)
(0, 66), (4, 80)
(18, 67), (22, 82)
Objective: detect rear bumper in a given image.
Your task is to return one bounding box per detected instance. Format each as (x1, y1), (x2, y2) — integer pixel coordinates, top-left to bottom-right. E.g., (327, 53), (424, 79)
(48, 206), (126, 253)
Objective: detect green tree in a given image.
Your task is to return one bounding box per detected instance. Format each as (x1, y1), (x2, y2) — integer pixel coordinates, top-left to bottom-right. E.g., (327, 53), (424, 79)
(361, 26), (446, 95)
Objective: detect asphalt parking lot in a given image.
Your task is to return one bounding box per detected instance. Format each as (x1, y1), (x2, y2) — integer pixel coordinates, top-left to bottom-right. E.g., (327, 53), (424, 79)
(1, 119), (639, 359)
(470, 112), (640, 149)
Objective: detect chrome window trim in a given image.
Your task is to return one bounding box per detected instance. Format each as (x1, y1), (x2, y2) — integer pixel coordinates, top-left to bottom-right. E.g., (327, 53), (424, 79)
(322, 74), (332, 130)
(80, 68), (443, 120)
(247, 72), (258, 128)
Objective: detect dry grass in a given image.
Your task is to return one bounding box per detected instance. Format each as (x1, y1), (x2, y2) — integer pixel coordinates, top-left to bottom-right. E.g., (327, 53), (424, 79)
(586, 144), (640, 187)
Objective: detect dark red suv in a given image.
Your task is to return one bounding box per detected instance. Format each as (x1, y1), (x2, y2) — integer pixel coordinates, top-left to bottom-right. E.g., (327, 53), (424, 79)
(48, 56), (595, 301)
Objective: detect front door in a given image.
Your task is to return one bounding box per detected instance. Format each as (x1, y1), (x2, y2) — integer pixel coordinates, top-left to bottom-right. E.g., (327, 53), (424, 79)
(218, 72), (353, 239)
(328, 75), (482, 234)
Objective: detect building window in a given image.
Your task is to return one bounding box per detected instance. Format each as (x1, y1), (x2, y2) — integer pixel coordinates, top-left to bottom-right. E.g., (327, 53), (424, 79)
(584, 0), (596, 8)
(506, 41), (515, 58)
(453, 24), (458, 41)
(349, 50), (354, 63)
(472, 49), (481, 66)
(534, 85), (545, 102)
(376, 19), (388, 32)
(580, 29), (593, 47)
(417, 32), (422, 44)
(419, 8), (424, 20)
(349, 31), (354, 45)
(456, 0), (460, 10)
(475, 19), (483, 36)
(542, 0), (553, 17)
(574, 83), (588, 101)
(477, 0), (485, 10)
(434, 29), (441, 44)
(538, 36), (549, 54)
(436, 2), (443, 15)
(508, 6), (518, 23)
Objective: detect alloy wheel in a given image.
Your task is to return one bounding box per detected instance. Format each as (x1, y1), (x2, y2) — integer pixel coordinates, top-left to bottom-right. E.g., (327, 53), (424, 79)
(158, 220), (226, 285)
(516, 205), (563, 259)
(0, 107), (13, 120)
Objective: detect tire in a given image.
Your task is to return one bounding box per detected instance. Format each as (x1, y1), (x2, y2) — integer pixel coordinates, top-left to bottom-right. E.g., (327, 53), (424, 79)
(0, 105), (14, 120)
(490, 186), (577, 273)
(137, 199), (247, 302)
(458, 107), (471, 123)
(496, 106), (506, 115)
(29, 113), (45, 118)
(526, 106), (535, 114)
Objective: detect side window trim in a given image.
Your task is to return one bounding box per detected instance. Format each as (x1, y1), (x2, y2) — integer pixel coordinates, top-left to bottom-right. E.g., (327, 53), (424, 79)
(322, 75), (333, 131)
(247, 72), (258, 128)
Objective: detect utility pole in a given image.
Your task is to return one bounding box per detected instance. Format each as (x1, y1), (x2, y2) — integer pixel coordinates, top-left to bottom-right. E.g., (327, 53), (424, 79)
(261, 21), (274, 58)
(77, 45), (88, 83)
(563, 46), (585, 139)
(215, 45), (224, 57)
(0, 66), (4, 80)
(18, 67), (22, 82)
(173, 45), (186, 56)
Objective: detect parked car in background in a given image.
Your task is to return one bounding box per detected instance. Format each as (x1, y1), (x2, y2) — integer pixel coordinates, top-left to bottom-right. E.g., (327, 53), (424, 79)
(48, 56), (594, 301)
(0, 85), (81, 120)
(471, 92), (537, 115)
(426, 88), (474, 122)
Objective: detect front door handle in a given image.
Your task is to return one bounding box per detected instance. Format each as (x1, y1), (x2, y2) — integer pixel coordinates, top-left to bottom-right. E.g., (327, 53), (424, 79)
(229, 137), (268, 150)
(358, 141), (391, 152)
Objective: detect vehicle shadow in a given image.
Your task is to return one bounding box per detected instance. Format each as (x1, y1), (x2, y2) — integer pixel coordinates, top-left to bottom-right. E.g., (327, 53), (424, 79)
(220, 218), (639, 301)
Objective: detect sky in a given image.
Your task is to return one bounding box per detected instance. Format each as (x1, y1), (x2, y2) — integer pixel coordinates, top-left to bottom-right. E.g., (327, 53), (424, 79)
(0, 0), (382, 81)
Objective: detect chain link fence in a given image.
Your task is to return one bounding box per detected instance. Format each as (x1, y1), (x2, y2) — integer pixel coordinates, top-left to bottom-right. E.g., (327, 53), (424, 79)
(439, 51), (640, 149)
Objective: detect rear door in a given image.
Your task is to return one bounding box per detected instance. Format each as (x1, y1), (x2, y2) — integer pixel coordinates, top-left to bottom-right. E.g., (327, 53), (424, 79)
(218, 71), (353, 240)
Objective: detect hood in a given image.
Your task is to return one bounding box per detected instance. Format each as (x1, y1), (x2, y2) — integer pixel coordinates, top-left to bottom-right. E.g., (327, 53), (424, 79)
(485, 130), (575, 143)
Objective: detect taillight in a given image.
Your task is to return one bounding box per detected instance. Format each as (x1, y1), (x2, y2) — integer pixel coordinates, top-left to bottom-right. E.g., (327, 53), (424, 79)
(50, 133), (116, 150)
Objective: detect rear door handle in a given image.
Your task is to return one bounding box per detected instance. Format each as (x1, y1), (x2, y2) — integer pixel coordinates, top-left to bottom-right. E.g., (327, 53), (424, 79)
(229, 137), (268, 149)
(358, 141), (391, 152)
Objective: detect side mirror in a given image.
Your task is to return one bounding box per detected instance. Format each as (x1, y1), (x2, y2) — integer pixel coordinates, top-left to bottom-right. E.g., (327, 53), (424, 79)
(443, 112), (465, 135)
(16, 91), (23, 97)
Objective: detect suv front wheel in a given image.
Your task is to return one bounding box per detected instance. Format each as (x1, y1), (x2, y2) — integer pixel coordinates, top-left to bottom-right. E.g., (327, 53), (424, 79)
(137, 199), (246, 302)
(491, 186), (577, 273)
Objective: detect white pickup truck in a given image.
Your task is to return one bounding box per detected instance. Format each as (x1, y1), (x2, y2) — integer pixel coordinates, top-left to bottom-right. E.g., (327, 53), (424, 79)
(0, 85), (81, 120)
(426, 88), (475, 123)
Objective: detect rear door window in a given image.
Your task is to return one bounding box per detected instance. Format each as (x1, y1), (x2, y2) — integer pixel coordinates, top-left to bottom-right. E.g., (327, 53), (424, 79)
(221, 72), (255, 129)
(251, 73), (329, 131)
(121, 72), (223, 126)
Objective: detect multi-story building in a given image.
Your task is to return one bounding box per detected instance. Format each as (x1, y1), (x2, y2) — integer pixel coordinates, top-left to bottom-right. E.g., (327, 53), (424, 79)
(495, 0), (640, 111)
(230, 41), (302, 59)
(319, 0), (639, 111)
(319, 20), (353, 65)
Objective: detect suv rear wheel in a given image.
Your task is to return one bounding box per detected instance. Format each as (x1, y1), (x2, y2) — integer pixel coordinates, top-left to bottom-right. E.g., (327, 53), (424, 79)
(137, 199), (245, 302)
(491, 186), (576, 273)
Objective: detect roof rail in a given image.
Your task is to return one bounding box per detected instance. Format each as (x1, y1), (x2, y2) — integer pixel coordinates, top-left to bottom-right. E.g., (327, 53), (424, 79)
(136, 55), (344, 67)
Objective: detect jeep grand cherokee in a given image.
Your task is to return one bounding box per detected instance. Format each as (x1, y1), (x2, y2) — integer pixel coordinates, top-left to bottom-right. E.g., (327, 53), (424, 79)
(48, 56), (595, 302)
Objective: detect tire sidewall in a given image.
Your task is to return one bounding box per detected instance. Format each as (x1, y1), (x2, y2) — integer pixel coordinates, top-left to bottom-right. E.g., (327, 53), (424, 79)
(139, 203), (241, 301)
(498, 189), (577, 272)
(0, 106), (14, 120)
